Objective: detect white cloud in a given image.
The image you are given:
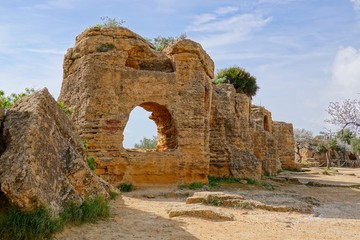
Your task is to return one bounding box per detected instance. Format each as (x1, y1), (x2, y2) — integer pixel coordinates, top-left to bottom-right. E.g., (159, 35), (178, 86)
(351, 0), (360, 11)
(215, 6), (239, 15)
(330, 46), (360, 97)
(187, 6), (272, 48)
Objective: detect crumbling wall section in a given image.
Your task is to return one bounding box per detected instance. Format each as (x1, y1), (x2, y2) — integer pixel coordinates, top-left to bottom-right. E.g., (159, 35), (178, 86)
(272, 121), (298, 170)
(251, 106), (281, 176)
(209, 85), (262, 180)
(59, 27), (213, 186)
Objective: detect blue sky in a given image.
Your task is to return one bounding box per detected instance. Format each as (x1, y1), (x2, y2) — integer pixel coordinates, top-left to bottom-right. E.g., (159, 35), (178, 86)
(1, 0), (360, 147)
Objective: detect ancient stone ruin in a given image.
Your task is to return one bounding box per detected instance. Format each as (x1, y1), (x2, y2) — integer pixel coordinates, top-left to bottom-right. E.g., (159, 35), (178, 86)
(0, 89), (113, 213)
(58, 26), (296, 186)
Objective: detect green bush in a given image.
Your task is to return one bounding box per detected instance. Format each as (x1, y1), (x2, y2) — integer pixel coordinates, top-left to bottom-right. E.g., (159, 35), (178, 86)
(212, 66), (259, 97)
(0, 88), (35, 110)
(179, 182), (205, 190)
(118, 183), (133, 192)
(0, 196), (110, 240)
(96, 43), (115, 52)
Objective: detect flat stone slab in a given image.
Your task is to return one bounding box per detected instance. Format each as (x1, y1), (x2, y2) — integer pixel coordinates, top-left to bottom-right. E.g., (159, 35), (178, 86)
(167, 205), (235, 221)
(186, 191), (318, 214)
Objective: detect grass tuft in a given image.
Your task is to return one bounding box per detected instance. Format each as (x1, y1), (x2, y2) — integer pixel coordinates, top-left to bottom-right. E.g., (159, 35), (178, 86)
(179, 182), (205, 190)
(0, 195), (110, 240)
(0, 206), (60, 240)
(118, 183), (133, 192)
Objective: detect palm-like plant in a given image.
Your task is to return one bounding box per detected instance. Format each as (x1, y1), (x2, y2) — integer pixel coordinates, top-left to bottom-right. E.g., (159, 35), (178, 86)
(213, 66), (259, 98)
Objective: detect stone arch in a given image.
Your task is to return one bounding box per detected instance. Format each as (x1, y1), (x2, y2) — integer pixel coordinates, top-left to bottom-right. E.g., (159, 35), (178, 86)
(264, 115), (270, 132)
(125, 102), (178, 152)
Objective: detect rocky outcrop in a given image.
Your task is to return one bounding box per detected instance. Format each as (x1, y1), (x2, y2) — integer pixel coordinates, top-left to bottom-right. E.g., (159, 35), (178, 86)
(0, 88), (113, 213)
(59, 27), (213, 186)
(209, 84), (262, 179)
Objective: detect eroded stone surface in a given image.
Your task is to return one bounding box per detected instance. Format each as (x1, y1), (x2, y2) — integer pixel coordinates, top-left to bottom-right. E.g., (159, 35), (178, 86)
(0, 88), (114, 213)
(168, 205), (235, 221)
(273, 122), (298, 170)
(59, 27), (213, 186)
(187, 191), (318, 214)
(59, 26), (296, 185)
(209, 84), (262, 179)
(0, 107), (5, 156)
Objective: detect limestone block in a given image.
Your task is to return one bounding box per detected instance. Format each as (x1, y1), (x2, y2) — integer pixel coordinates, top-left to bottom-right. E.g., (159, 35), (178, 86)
(0, 88), (114, 213)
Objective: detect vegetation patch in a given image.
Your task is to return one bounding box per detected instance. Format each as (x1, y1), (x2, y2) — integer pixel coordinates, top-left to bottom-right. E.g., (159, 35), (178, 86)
(147, 33), (187, 51)
(179, 182), (205, 190)
(0, 88), (35, 110)
(57, 101), (73, 117)
(208, 176), (275, 190)
(208, 176), (241, 187)
(94, 16), (125, 28)
(118, 183), (133, 192)
(0, 196), (109, 240)
(212, 66), (259, 98)
(82, 139), (97, 171)
(96, 43), (115, 52)
(203, 198), (224, 206)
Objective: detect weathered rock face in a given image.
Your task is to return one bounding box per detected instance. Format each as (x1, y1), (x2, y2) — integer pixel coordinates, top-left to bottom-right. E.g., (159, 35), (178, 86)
(250, 106), (281, 176)
(209, 85), (262, 179)
(0, 88), (112, 213)
(59, 27), (213, 186)
(272, 122), (297, 170)
(0, 107), (5, 156)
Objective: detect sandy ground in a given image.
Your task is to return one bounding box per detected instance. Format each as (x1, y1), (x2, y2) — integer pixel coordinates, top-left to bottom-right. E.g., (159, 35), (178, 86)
(56, 167), (360, 240)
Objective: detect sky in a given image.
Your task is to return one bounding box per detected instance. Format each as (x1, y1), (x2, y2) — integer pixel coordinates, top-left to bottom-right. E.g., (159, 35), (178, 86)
(1, 0), (360, 147)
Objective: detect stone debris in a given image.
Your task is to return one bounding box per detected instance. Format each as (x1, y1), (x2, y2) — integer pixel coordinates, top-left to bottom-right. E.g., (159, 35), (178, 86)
(0, 88), (116, 213)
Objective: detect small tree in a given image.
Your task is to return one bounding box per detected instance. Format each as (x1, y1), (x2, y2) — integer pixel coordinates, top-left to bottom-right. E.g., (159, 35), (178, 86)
(294, 128), (314, 162)
(0, 88), (35, 110)
(134, 136), (158, 149)
(212, 66), (259, 98)
(325, 99), (360, 134)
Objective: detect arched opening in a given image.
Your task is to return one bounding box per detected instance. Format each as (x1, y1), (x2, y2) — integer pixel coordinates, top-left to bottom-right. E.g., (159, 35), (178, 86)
(264, 115), (270, 132)
(123, 102), (177, 152)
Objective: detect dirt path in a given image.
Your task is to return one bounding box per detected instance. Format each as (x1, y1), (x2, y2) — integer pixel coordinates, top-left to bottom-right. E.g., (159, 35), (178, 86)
(56, 168), (360, 240)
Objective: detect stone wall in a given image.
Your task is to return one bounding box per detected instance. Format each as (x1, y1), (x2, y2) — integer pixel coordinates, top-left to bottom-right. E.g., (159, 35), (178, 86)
(59, 27), (213, 186)
(59, 26), (296, 185)
(209, 84), (261, 179)
(250, 106), (281, 176)
(272, 122), (298, 170)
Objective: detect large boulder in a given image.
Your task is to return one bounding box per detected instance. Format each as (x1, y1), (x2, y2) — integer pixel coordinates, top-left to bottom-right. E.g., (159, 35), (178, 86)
(0, 88), (115, 214)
